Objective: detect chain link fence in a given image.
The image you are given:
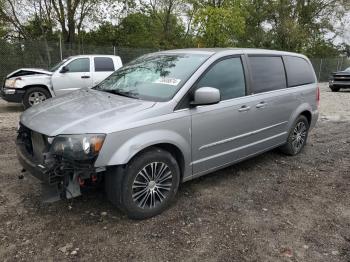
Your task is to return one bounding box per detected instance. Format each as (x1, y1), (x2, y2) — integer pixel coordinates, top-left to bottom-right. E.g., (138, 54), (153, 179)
(0, 39), (349, 83)
(310, 58), (350, 82)
(0, 40), (157, 81)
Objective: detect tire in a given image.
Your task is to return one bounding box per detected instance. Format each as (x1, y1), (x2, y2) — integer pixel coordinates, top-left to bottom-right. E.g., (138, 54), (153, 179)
(23, 87), (51, 109)
(105, 147), (180, 219)
(330, 86), (340, 92)
(280, 115), (309, 156)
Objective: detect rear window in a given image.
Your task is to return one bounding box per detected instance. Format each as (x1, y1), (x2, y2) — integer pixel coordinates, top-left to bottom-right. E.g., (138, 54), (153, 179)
(94, 57), (115, 72)
(249, 56), (286, 94)
(284, 56), (315, 87)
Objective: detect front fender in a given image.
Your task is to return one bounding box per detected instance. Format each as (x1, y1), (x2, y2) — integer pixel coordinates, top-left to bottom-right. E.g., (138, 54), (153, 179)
(20, 75), (55, 97)
(106, 130), (190, 166)
(94, 115), (192, 179)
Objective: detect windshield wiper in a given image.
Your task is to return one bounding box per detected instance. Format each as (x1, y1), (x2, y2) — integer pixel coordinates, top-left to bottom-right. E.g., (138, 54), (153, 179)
(99, 89), (139, 99)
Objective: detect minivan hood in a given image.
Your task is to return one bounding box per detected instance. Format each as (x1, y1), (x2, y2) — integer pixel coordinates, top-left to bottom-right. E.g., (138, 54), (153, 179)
(20, 89), (155, 136)
(7, 68), (52, 78)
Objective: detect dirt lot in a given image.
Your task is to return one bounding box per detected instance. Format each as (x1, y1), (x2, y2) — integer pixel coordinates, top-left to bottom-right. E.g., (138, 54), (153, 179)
(0, 83), (349, 261)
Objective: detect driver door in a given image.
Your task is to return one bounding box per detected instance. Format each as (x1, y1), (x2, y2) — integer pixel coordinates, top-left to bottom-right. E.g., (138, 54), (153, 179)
(191, 56), (258, 175)
(51, 57), (92, 96)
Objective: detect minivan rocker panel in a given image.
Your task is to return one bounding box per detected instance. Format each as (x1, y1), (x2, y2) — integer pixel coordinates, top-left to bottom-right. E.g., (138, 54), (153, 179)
(17, 48), (319, 219)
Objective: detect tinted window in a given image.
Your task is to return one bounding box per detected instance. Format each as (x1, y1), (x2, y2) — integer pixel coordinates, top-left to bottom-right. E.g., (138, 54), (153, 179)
(94, 57), (115, 72)
(249, 56), (286, 93)
(284, 56), (315, 87)
(196, 57), (245, 100)
(66, 58), (90, 72)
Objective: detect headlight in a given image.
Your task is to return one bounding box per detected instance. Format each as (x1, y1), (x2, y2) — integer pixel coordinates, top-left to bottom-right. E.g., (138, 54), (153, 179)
(5, 78), (21, 88)
(50, 134), (106, 160)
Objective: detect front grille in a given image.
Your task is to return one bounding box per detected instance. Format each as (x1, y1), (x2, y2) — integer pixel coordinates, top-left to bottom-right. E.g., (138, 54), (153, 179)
(18, 124), (48, 163)
(31, 131), (47, 163)
(333, 74), (350, 82)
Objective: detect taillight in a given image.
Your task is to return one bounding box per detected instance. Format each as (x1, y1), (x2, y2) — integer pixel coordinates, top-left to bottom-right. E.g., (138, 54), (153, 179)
(316, 86), (320, 108)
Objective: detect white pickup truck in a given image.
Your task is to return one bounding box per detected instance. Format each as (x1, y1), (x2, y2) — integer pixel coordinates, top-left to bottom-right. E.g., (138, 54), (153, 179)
(1, 55), (122, 108)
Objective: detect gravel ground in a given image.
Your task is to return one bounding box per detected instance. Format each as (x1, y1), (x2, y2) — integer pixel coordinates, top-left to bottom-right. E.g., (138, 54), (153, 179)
(0, 83), (349, 261)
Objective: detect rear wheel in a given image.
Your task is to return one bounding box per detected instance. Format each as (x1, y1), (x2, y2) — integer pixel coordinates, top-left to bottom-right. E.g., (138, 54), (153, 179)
(105, 148), (180, 219)
(280, 115), (309, 156)
(23, 87), (51, 109)
(330, 86), (340, 92)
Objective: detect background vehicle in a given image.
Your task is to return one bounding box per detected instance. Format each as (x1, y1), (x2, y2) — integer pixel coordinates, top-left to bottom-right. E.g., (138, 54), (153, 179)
(16, 48), (319, 219)
(1, 55), (122, 108)
(329, 67), (350, 92)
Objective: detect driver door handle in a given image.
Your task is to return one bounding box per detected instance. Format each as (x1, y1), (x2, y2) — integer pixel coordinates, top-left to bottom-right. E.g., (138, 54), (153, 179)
(238, 105), (251, 112)
(81, 76), (90, 79)
(256, 102), (267, 108)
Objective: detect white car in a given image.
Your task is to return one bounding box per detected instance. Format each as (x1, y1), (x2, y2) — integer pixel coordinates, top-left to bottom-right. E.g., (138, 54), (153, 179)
(1, 55), (122, 108)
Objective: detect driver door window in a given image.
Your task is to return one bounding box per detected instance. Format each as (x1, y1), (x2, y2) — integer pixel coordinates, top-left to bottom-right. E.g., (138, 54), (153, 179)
(66, 58), (90, 73)
(196, 57), (246, 100)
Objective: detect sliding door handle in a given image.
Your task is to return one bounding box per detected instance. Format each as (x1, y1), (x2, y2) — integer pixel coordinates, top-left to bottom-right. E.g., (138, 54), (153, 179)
(256, 102), (267, 108)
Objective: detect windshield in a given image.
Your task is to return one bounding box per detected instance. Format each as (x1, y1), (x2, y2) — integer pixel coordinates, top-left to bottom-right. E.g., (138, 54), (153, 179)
(345, 67), (350, 72)
(50, 58), (69, 72)
(94, 53), (210, 102)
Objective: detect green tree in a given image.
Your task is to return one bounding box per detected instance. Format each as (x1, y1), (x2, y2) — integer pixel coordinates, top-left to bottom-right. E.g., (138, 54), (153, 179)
(266, 0), (343, 55)
(117, 13), (159, 47)
(192, 0), (246, 47)
(84, 12), (188, 49)
(82, 22), (119, 46)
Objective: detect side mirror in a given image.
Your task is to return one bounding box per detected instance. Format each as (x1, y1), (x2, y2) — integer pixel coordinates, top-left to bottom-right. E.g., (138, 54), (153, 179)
(60, 66), (69, 73)
(191, 87), (220, 106)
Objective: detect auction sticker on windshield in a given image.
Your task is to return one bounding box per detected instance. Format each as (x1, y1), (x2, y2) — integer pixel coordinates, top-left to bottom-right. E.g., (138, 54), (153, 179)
(153, 77), (181, 86)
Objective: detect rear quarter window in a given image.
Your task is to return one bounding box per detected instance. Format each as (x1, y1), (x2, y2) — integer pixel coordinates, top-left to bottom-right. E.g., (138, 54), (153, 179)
(94, 57), (115, 72)
(283, 56), (316, 87)
(249, 56), (286, 94)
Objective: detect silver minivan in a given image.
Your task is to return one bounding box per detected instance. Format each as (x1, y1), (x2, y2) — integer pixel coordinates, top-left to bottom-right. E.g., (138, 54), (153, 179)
(16, 48), (319, 219)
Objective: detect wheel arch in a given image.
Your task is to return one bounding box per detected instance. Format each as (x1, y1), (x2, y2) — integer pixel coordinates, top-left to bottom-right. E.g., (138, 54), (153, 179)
(23, 84), (53, 97)
(300, 110), (312, 125)
(96, 130), (192, 182)
(287, 103), (313, 131)
(130, 143), (186, 181)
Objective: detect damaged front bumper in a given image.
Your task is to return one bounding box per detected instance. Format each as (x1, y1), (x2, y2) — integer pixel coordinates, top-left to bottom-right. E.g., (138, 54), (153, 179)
(0, 87), (25, 103)
(16, 125), (105, 202)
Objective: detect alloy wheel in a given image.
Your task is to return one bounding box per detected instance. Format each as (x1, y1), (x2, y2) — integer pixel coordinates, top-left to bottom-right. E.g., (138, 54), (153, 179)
(28, 91), (47, 105)
(132, 162), (173, 209)
(291, 121), (307, 153)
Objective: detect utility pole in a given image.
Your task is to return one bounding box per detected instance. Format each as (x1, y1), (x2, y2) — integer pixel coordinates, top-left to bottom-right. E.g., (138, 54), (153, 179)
(59, 33), (63, 61)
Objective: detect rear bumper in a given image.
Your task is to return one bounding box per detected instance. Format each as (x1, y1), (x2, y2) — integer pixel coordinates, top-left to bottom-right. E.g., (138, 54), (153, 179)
(0, 88), (25, 103)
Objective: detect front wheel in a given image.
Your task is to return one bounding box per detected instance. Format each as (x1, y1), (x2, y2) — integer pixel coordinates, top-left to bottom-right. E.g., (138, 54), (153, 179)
(23, 87), (51, 109)
(280, 115), (309, 156)
(106, 148), (180, 219)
